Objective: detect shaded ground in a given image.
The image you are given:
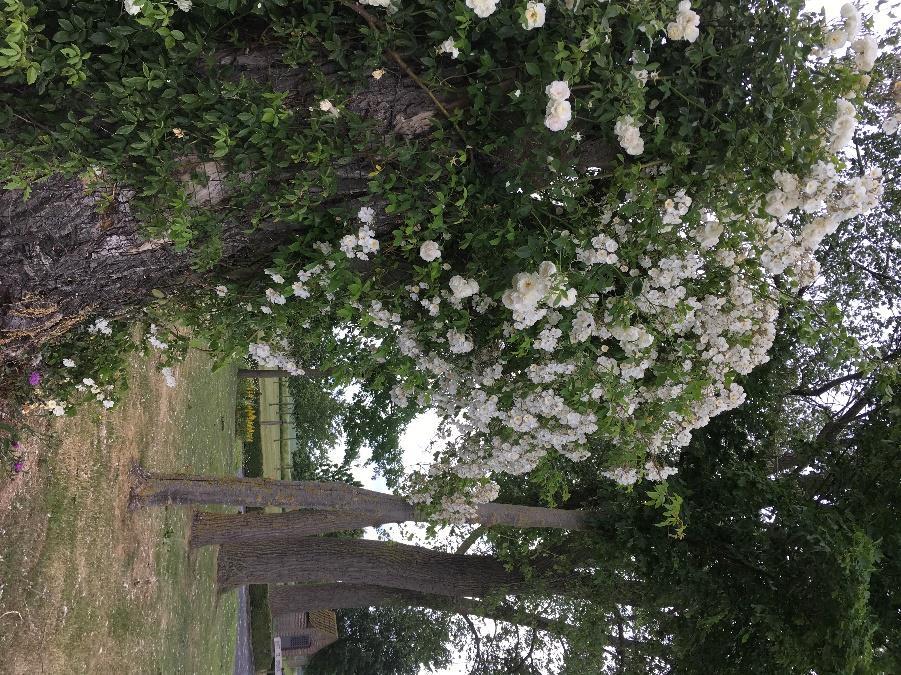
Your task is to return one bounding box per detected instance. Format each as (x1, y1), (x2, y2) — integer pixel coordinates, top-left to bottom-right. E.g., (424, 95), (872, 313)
(0, 349), (240, 674)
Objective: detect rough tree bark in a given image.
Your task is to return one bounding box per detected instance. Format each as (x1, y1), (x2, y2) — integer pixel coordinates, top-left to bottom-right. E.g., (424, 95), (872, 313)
(215, 536), (556, 594)
(0, 42), (613, 366)
(267, 582), (576, 636)
(130, 468), (415, 515)
(132, 470), (592, 542)
(0, 60), (439, 365)
(190, 498), (591, 547)
(189, 509), (388, 547)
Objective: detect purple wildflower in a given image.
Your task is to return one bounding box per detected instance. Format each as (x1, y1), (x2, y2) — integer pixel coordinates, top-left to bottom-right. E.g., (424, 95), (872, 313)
(14, 461), (24, 473)
(28, 371), (41, 386)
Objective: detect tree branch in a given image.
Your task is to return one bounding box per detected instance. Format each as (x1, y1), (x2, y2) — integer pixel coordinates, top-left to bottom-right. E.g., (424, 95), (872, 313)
(789, 348), (900, 397)
(816, 386), (876, 445)
(456, 526), (488, 555)
(789, 370), (866, 397)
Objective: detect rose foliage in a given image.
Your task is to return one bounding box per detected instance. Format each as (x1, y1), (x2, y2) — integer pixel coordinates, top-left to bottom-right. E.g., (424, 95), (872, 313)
(1, 0), (894, 517)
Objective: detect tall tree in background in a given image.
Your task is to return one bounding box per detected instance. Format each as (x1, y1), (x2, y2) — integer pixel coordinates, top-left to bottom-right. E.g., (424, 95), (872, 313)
(305, 606), (453, 675)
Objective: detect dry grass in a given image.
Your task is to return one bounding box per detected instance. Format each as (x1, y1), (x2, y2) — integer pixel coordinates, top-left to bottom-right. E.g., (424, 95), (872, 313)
(0, 349), (240, 674)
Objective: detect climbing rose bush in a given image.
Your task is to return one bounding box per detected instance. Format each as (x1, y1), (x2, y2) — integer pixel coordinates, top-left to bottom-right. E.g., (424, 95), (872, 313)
(2, 0), (889, 519)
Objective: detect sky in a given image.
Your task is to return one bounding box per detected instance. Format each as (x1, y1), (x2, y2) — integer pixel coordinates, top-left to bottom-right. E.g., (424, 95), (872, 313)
(331, 2), (899, 673)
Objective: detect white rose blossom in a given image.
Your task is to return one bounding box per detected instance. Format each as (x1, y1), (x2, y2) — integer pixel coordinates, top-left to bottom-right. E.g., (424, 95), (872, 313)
(438, 38), (460, 59)
(851, 36), (877, 72)
(449, 275), (480, 299)
(357, 206), (375, 224)
(522, 1), (546, 30)
(318, 99), (340, 117)
(419, 240), (442, 262)
(466, 0), (499, 18)
(544, 80), (572, 132)
(614, 115), (644, 155)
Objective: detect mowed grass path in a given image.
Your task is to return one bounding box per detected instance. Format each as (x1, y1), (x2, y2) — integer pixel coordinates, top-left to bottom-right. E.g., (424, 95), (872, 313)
(0, 349), (239, 674)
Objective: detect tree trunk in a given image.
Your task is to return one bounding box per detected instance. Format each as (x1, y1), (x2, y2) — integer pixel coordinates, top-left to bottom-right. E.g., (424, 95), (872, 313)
(216, 537), (532, 595)
(0, 177), (186, 363)
(130, 468), (412, 516)
(0, 63), (438, 366)
(190, 509), (388, 547)
(237, 368), (331, 379)
(267, 582), (575, 636)
(238, 369), (292, 379)
(0, 37), (614, 367)
(134, 471), (592, 542)
(0, 175), (334, 365)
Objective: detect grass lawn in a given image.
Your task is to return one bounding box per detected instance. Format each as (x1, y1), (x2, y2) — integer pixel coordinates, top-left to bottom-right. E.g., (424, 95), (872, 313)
(0, 349), (240, 674)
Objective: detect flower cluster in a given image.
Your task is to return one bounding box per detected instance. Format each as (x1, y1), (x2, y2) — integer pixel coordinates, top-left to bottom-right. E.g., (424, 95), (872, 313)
(87, 318), (112, 336)
(340, 225), (380, 260)
(662, 190), (693, 226)
(74, 377), (116, 408)
(161, 366), (177, 388)
(147, 324), (169, 351)
(820, 4), (861, 53)
(882, 82), (901, 135)
(42, 399), (67, 416)
(666, 1), (701, 43)
(248, 342), (304, 376)
(385, 150), (880, 513)
(614, 115), (644, 155)
(501, 262), (576, 328)
(829, 98), (857, 152)
(816, 3), (879, 74)
(544, 80), (572, 132)
(605, 460), (678, 486)
(761, 163), (883, 276)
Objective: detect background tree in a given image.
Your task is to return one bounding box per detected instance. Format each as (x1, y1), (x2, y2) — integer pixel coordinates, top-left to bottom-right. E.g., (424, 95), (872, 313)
(305, 606), (453, 675)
